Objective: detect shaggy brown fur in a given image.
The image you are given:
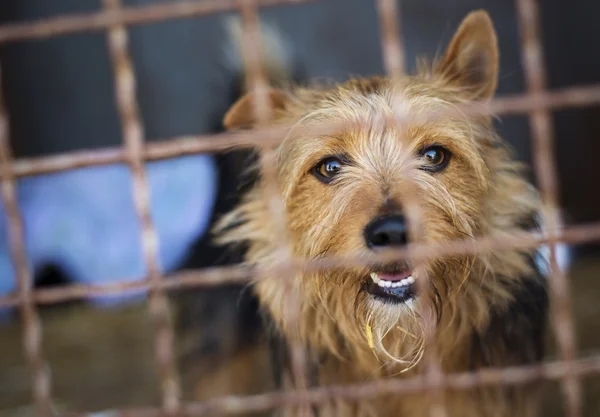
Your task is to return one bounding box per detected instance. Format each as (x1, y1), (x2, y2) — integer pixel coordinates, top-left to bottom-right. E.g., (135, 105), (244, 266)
(215, 10), (548, 417)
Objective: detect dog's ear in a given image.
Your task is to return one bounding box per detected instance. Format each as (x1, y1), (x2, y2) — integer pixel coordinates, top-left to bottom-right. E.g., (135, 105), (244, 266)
(223, 89), (289, 130)
(436, 10), (499, 100)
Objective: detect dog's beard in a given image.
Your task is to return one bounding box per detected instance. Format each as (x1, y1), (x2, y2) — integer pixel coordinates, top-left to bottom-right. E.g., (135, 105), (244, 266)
(363, 295), (427, 374)
(306, 267), (444, 375)
(291, 251), (472, 376)
(359, 258), (473, 373)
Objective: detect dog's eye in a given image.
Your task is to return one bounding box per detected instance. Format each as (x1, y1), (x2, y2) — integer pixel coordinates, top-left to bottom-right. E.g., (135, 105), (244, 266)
(312, 157), (343, 183)
(420, 146), (451, 172)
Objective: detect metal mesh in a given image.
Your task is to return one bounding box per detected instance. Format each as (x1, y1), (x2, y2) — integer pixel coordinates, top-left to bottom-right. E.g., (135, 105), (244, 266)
(0, 0), (598, 416)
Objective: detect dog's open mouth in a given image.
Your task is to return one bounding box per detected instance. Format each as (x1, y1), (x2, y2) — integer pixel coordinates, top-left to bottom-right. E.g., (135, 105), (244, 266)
(365, 266), (415, 304)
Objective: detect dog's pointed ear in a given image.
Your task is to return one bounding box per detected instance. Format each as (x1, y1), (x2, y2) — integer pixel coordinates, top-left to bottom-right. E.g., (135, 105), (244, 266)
(436, 10), (499, 100)
(223, 89), (289, 130)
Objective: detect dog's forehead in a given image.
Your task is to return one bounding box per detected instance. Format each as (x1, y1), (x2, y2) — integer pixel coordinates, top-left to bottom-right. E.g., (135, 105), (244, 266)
(279, 78), (481, 176)
(322, 79), (466, 128)
(312, 87), (470, 149)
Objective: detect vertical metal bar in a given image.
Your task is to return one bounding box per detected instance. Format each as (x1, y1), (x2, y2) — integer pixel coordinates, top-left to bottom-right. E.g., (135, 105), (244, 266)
(0, 66), (54, 416)
(376, 0), (405, 79)
(102, 0), (181, 414)
(515, 1), (581, 417)
(236, 1), (311, 415)
(374, 1), (446, 415)
(237, 0), (288, 239)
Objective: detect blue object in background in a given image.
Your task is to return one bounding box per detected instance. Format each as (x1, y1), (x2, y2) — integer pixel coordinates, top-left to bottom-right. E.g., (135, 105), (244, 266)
(0, 154), (217, 311)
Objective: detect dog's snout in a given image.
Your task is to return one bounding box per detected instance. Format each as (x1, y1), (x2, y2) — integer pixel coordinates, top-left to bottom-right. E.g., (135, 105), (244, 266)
(364, 215), (408, 248)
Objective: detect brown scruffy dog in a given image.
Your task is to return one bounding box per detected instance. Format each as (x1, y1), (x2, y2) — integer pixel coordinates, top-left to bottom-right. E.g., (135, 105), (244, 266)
(215, 10), (550, 417)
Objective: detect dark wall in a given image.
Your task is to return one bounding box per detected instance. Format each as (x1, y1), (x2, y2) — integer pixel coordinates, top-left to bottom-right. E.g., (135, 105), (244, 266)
(0, 0), (598, 254)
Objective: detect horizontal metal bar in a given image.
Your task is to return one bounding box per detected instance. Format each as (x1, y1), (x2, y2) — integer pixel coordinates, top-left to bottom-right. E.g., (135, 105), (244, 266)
(73, 355), (600, 417)
(0, 0), (319, 44)
(1, 219), (599, 309)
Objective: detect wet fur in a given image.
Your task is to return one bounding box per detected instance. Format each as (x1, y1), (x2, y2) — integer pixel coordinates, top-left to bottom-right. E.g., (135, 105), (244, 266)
(214, 11), (548, 417)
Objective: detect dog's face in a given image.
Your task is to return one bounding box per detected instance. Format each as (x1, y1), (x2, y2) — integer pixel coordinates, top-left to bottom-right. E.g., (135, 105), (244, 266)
(219, 11), (536, 370)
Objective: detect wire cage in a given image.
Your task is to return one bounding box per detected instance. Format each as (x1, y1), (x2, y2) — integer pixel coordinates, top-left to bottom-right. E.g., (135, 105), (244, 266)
(0, 0), (599, 416)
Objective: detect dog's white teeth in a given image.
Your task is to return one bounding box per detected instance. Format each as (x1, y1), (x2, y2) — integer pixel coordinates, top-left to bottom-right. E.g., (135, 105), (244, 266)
(398, 276), (413, 287)
(375, 274), (415, 289)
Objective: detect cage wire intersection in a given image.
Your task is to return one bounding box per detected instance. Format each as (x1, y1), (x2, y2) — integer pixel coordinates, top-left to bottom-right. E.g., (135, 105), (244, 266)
(0, 0), (599, 416)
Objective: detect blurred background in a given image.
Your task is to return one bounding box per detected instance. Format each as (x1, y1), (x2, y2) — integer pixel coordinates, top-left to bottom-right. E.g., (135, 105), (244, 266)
(0, 0), (599, 416)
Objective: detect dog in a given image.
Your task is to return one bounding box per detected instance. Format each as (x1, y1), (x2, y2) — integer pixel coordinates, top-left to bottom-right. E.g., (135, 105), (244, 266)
(214, 10), (556, 417)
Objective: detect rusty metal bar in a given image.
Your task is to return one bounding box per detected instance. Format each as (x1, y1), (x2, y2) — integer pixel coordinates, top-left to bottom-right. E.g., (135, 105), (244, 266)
(2, 82), (600, 179)
(1, 219), (600, 309)
(374, 1), (446, 416)
(102, 0), (180, 413)
(235, 0), (311, 410)
(515, 1), (581, 416)
(376, 0), (405, 78)
(0, 69), (53, 415)
(71, 355), (600, 417)
(0, 0), (319, 45)
(236, 0), (289, 243)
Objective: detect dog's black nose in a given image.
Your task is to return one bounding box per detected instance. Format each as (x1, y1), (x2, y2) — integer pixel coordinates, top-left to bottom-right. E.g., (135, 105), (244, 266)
(364, 215), (408, 248)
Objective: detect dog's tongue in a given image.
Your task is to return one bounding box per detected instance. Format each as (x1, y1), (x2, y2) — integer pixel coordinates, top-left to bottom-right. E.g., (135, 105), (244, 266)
(379, 270), (412, 282)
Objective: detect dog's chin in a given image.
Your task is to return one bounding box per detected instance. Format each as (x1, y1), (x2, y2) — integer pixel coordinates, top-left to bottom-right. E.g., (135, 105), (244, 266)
(362, 263), (416, 306)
